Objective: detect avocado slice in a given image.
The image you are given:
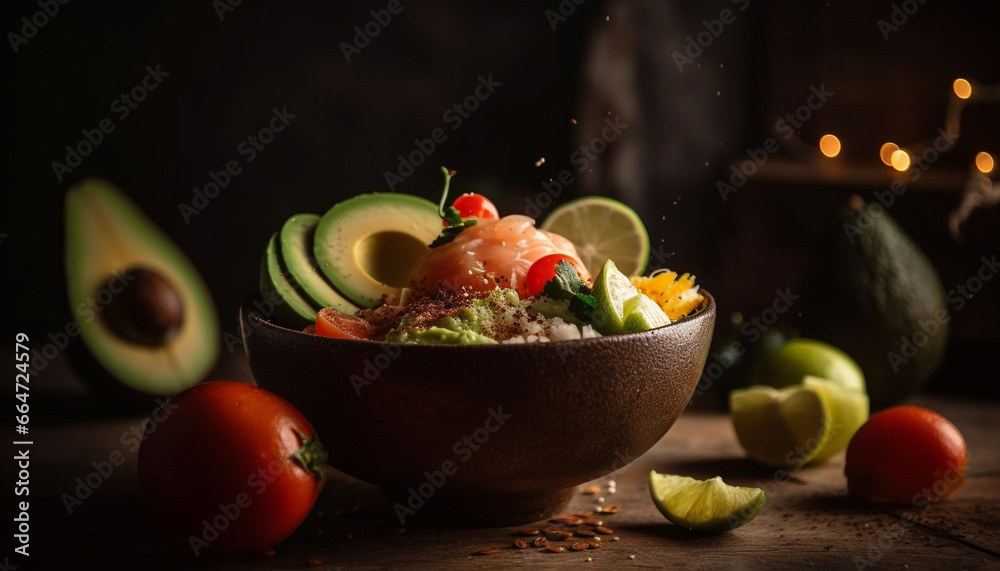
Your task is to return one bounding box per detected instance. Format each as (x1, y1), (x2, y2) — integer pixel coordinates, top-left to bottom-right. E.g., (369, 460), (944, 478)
(279, 214), (358, 314)
(314, 193), (440, 308)
(259, 233), (318, 328)
(65, 179), (219, 398)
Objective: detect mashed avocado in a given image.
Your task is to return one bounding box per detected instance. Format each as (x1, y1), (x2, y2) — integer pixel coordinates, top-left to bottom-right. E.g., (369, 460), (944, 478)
(384, 288), (526, 345)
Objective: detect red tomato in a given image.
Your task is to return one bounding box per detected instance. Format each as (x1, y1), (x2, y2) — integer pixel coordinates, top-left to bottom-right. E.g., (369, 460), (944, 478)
(845, 405), (966, 505)
(138, 381), (327, 555)
(314, 308), (376, 340)
(443, 193), (499, 226)
(522, 253), (587, 298)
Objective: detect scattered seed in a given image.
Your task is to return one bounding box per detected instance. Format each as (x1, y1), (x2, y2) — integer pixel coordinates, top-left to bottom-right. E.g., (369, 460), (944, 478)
(597, 496), (605, 503)
(514, 539), (529, 549)
(583, 485), (601, 495)
(551, 516), (584, 525)
(533, 537), (549, 547)
(576, 528), (598, 537)
(545, 529), (573, 541)
(593, 536), (602, 542)
(595, 526), (614, 535)
(474, 547), (502, 556)
(581, 517), (602, 525)
(588, 540), (602, 549)
(613, 536), (620, 541)
(308, 557), (324, 566)
(608, 480), (616, 487)
(545, 545), (566, 553)
(571, 542), (590, 551)
(600, 504), (620, 514)
(629, 554), (636, 560)
(516, 528), (540, 536)
(586, 556), (593, 562)
(573, 510), (595, 517)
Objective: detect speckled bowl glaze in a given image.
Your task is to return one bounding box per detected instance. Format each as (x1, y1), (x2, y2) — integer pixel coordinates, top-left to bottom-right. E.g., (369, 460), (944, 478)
(240, 291), (715, 527)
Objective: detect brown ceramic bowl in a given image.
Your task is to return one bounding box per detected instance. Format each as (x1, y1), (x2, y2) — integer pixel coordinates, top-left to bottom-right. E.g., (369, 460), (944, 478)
(240, 292), (715, 527)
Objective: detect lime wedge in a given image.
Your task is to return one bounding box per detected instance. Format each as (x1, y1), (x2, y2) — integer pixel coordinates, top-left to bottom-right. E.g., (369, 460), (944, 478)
(540, 196), (650, 277)
(649, 471), (765, 532)
(622, 292), (670, 333)
(730, 383), (833, 468)
(590, 259), (640, 335)
(801, 376), (870, 462)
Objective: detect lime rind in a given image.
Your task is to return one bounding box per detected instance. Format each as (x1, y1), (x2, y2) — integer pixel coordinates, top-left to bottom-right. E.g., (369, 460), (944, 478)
(590, 259), (640, 335)
(801, 376), (870, 462)
(622, 292), (670, 332)
(649, 471), (765, 533)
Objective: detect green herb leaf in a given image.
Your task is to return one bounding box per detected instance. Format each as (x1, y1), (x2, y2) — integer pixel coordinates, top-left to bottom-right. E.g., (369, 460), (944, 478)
(568, 293), (596, 322)
(430, 167), (477, 248)
(542, 260), (586, 301)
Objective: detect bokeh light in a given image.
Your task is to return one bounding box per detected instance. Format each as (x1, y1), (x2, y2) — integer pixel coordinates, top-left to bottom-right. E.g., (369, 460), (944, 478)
(879, 142), (899, 166)
(953, 78), (972, 99)
(975, 151), (994, 173)
(890, 149), (911, 171)
(819, 134), (841, 158)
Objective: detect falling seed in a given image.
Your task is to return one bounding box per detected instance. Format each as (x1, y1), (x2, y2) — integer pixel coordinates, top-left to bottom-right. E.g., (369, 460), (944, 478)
(474, 547), (502, 555)
(583, 485), (601, 495)
(571, 118), (578, 125)
(535, 157), (546, 167)
(605, 15), (610, 21)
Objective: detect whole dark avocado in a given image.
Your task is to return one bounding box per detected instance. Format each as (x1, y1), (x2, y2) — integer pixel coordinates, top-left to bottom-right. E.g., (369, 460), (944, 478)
(798, 198), (948, 409)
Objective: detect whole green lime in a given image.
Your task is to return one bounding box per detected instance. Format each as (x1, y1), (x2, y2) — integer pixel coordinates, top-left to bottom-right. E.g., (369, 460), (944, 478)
(750, 338), (866, 394)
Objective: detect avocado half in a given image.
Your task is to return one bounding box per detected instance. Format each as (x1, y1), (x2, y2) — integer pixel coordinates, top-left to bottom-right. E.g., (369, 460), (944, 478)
(313, 193), (441, 308)
(797, 199), (948, 409)
(64, 179), (219, 402)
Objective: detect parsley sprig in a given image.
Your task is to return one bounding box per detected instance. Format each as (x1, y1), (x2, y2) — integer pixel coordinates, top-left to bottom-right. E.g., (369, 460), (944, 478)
(542, 260), (596, 321)
(430, 167), (477, 248)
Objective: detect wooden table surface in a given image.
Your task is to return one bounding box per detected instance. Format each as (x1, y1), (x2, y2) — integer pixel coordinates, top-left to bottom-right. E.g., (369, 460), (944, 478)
(13, 354), (1000, 570)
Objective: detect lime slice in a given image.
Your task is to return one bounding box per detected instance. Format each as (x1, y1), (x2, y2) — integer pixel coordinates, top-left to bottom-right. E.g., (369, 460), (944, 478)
(801, 376), (869, 462)
(590, 259), (640, 335)
(540, 196), (650, 277)
(622, 292), (670, 333)
(730, 382), (833, 468)
(649, 471), (765, 532)
(751, 338), (866, 394)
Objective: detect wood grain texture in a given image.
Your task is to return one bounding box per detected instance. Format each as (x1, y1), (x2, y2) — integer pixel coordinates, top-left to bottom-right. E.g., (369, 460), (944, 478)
(18, 395), (999, 569)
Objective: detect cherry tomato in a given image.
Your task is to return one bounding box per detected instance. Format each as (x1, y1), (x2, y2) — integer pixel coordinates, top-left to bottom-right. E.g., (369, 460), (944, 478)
(314, 307), (376, 340)
(845, 405), (966, 505)
(443, 193), (499, 226)
(138, 381), (327, 555)
(522, 253), (587, 298)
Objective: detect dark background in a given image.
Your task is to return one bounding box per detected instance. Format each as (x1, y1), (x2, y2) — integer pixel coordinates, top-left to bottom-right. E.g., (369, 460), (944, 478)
(3, 0), (999, 400)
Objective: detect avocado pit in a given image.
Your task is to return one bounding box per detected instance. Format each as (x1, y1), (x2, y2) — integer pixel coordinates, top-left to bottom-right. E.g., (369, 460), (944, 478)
(103, 267), (185, 346)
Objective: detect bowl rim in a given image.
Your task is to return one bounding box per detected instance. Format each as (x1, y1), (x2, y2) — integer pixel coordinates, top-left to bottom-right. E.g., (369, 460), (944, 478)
(242, 289), (715, 351)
